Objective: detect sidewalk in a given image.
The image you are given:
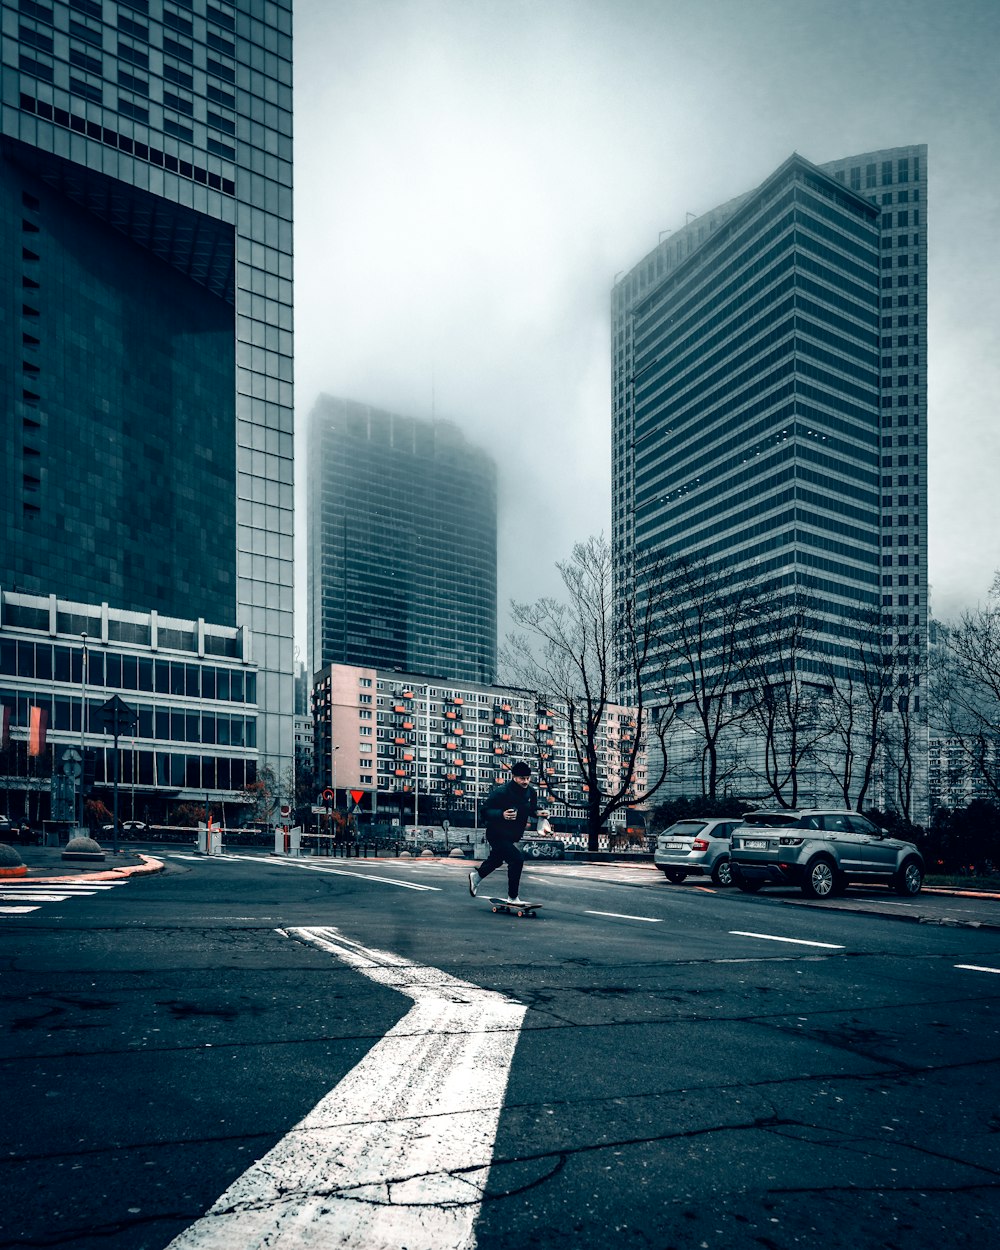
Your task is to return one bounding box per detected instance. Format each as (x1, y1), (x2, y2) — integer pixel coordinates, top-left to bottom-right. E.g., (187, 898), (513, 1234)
(1, 844), (165, 883)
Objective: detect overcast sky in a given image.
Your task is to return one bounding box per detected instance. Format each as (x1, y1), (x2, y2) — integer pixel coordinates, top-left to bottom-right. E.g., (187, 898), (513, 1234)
(291, 0), (1000, 660)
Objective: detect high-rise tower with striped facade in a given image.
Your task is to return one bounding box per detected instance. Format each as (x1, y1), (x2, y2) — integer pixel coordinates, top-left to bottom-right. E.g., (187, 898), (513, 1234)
(611, 147), (928, 815)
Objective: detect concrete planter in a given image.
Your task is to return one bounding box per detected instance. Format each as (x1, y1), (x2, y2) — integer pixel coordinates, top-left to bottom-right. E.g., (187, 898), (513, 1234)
(62, 836), (106, 863)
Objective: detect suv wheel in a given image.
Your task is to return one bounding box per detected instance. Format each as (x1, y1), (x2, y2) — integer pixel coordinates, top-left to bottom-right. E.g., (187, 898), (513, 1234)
(711, 857), (732, 888)
(662, 868), (687, 884)
(801, 855), (840, 899)
(894, 857), (924, 896)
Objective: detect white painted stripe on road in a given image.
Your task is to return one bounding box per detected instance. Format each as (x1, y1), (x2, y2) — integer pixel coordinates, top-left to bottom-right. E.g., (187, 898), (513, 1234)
(0, 893), (77, 902)
(586, 910), (663, 923)
(730, 930), (845, 949)
(955, 964), (1000, 975)
(0, 906), (40, 914)
(0, 882), (120, 891)
(229, 854), (442, 891)
(166, 925), (526, 1250)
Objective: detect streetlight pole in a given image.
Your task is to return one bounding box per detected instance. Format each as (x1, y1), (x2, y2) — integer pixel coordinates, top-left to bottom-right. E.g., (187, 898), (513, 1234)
(79, 632), (88, 830)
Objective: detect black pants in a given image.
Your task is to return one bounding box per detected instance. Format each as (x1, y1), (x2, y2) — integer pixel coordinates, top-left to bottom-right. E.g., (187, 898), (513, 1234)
(478, 833), (524, 898)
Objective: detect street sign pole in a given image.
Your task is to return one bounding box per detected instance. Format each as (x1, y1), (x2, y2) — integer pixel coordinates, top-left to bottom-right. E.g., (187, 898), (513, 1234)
(100, 696), (137, 856)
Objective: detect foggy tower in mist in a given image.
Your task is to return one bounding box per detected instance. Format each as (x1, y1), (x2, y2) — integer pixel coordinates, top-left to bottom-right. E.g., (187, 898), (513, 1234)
(307, 396), (498, 685)
(612, 146), (928, 812)
(2, 0), (295, 775)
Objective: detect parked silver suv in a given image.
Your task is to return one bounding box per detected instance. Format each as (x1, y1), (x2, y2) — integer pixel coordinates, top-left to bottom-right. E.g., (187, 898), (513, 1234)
(729, 809), (924, 899)
(654, 818), (740, 887)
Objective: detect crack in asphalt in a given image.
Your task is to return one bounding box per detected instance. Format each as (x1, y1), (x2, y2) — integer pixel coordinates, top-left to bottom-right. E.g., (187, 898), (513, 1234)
(4, 1048), (998, 1171)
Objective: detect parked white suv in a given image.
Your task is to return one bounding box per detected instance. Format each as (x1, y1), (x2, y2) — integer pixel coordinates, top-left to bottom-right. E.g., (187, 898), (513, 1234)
(729, 809), (924, 899)
(654, 818), (740, 886)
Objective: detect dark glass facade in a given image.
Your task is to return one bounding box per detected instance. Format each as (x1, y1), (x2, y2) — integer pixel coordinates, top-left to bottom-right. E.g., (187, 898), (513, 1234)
(2, 144), (236, 621)
(308, 398), (498, 687)
(2, 0), (294, 776)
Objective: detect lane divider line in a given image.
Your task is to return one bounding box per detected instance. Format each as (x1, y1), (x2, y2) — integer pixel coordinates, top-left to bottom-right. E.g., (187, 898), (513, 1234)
(165, 925), (527, 1250)
(226, 854), (441, 892)
(729, 930), (845, 949)
(585, 910), (662, 923)
(955, 964), (1000, 975)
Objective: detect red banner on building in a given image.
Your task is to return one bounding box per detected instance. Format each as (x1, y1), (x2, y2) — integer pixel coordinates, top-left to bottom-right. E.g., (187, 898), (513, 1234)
(28, 705), (48, 756)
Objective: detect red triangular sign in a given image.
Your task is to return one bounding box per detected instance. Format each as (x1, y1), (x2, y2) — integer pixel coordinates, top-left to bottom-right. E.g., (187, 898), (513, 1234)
(350, 790), (365, 805)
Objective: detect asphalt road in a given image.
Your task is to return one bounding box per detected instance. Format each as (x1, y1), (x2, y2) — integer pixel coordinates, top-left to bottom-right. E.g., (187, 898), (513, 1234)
(2, 852), (999, 1250)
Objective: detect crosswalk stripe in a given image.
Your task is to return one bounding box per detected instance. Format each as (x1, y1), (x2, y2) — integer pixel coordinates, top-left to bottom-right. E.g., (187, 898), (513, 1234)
(0, 893), (77, 903)
(0, 906), (40, 914)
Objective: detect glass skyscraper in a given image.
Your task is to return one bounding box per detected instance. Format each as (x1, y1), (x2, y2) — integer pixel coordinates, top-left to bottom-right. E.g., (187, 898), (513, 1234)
(308, 397), (498, 688)
(2, 0), (294, 776)
(612, 147), (928, 814)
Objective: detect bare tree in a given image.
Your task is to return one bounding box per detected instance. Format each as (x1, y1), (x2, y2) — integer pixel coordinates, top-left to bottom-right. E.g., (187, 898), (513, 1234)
(743, 593), (834, 807)
(819, 607), (896, 810)
(502, 535), (674, 850)
(935, 578), (1000, 803)
(885, 689), (918, 823)
(654, 557), (761, 800)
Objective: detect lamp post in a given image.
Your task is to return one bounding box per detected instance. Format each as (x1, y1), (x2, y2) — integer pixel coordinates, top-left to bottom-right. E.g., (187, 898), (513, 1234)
(332, 744), (339, 814)
(78, 632), (88, 829)
(100, 695), (136, 856)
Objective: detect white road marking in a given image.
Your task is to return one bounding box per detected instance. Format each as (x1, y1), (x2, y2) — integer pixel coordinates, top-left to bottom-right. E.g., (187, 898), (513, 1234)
(0, 893), (77, 903)
(0, 906), (40, 914)
(955, 964), (1000, 975)
(586, 910), (663, 923)
(729, 931), (845, 949)
(229, 854), (442, 891)
(0, 882), (120, 891)
(167, 925), (526, 1250)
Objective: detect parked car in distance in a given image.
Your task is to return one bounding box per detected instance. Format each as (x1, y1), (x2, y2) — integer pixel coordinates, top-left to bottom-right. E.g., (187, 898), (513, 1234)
(729, 809), (924, 898)
(1, 815), (40, 845)
(653, 818), (741, 886)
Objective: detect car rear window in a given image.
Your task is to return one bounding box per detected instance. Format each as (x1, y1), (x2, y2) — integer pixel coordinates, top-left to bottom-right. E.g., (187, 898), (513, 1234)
(743, 812), (799, 827)
(662, 821), (707, 836)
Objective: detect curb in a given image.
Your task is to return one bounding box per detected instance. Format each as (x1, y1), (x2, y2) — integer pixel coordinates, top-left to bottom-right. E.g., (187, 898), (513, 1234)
(768, 892), (1000, 933)
(0, 864), (28, 878)
(15, 854), (166, 886)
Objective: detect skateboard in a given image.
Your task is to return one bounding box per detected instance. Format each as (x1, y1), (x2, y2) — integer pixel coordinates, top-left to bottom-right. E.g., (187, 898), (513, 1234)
(488, 897), (542, 918)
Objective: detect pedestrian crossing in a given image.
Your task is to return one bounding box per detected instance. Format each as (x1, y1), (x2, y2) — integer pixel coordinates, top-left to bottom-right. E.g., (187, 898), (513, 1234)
(0, 881), (127, 916)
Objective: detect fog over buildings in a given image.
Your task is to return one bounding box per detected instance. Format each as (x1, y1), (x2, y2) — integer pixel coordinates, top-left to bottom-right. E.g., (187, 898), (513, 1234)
(293, 0), (1000, 657)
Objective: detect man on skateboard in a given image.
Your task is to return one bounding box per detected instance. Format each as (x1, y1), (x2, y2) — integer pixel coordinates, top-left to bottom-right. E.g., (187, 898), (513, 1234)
(468, 760), (537, 906)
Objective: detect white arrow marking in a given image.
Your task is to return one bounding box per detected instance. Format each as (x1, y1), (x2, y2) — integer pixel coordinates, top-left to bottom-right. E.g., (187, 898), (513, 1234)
(166, 925), (527, 1250)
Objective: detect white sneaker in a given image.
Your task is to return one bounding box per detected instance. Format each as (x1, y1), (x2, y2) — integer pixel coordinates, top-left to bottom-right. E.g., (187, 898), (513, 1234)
(506, 896), (527, 906)
(468, 870), (480, 897)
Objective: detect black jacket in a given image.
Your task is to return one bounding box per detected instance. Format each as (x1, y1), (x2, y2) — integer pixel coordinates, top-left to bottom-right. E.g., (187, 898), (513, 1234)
(483, 779), (538, 840)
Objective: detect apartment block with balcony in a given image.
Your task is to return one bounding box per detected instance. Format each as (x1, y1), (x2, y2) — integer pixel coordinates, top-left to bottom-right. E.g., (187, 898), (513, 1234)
(312, 663), (647, 829)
